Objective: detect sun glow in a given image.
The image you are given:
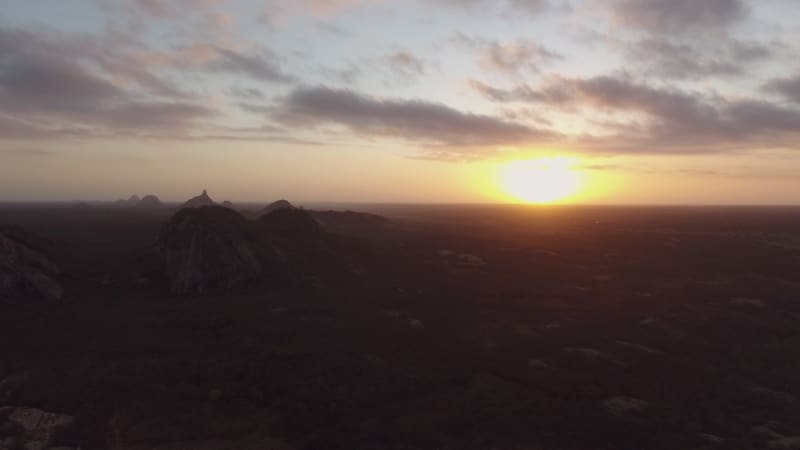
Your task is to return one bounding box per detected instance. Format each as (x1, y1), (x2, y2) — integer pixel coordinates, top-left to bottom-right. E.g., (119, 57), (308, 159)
(500, 157), (583, 204)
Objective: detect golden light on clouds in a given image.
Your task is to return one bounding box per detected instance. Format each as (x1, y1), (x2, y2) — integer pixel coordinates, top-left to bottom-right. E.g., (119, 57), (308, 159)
(499, 156), (584, 204)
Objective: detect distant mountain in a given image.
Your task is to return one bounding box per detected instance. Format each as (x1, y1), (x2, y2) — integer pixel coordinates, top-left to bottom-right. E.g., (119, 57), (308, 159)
(258, 206), (322, 238)
(178, 189), (215, 209)
(115, 194), (141, 207)
(137, 195), (163, 208)
(259, 199), (293, 216)
(311, 210), (390, 233)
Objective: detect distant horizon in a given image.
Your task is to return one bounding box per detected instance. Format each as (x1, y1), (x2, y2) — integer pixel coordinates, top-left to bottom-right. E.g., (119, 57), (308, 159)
(2, 198), (800, 208)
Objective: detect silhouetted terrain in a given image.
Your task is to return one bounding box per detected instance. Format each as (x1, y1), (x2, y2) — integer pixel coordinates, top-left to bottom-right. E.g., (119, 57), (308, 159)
(1, 203), (800, 449)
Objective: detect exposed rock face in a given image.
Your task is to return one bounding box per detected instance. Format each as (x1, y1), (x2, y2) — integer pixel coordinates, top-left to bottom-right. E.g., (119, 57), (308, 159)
(157, 207), (263, 295)
(260, 199), (293, 216)
(0, 228), (63, 301)
(179, 189), (215, 209)
(137, 194), (163, 208)
(0, 406), (75, 450)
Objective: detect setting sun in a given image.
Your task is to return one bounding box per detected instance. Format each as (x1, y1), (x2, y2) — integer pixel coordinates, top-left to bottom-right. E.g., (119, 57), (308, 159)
(501, 157), (583, 204)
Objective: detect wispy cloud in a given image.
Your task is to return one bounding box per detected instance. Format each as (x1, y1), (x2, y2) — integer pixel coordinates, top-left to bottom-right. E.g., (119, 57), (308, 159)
(271, 85), (556, 151)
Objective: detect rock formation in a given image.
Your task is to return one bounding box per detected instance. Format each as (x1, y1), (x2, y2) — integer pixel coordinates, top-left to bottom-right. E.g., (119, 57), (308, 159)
(178, 189), (215, 209)
(156, 206), (264, 295)
(0, 406), (76, 449)
(260, 199), (293, 216)
(137, 194), (163, 208)
(0, 228), (63, 301)
(258, 206), (322, 238)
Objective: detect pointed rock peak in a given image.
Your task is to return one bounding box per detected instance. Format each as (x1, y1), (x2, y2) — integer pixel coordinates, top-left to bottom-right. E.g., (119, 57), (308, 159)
(178, 189), (216, 209)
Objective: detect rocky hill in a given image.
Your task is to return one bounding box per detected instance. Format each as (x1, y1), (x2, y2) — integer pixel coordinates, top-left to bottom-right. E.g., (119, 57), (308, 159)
(156, 206), (268, 295)
(137, 195), (163, 208)
(259, 199), (293, 216)
(178, 190), (215, 209)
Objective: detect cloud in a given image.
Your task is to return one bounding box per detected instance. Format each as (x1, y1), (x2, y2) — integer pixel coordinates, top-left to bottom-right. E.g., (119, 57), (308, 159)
(284, 0), (556, 17)
(469, 79), (572, 103)
(765, 74), (800, 104)
(318, 62), (362, 84)
(228, 86), (266, 100)
(271, 85), (555, 148)
(209, 47), (295, 83)
(470, 74), (800, 153)
(433, 0), (553, 14)
(479, 39), (560, 74)
(625, 37), (773, 79)
(130, 42), (294, 84)
(610, 0), (748, 33)
(0, 27), (217, 139)
(387, 50), (426, 77)
(3, 148), (54, 157)
(453, 35), (560, 75)
(129, 0), (223, 19)
(315, 21), (352, 37)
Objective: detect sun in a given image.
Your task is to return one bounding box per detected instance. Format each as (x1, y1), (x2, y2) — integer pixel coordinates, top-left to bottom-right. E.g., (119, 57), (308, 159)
(500, 157), (583, 204)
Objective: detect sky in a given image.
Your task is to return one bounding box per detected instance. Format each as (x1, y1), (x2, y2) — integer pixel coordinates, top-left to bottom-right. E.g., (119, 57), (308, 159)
(1, 0), (799, 204)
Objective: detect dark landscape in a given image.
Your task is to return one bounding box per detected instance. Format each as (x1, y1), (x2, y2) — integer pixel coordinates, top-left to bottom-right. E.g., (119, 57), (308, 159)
(2, 198), (799, 449)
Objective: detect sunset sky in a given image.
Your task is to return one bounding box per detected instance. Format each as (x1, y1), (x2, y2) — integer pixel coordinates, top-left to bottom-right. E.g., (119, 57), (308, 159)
(1, 0), (799, 204)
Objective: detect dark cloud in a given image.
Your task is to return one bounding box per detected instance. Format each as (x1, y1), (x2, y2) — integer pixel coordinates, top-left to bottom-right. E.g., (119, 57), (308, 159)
(0, 56), (121, 116)
(0, 27), (217, 139)
(210, 47), (295, 83)
(101, 101), (217, 131)
(433, 0), (553, 14)
(471, 74), (800, 153)
(129, 0), (221, 19)
(451, 34), (560, 74)
(625, 37), (773, 79)
(480, 39), (560, 74)
(3, 148), (54, 157)
(469, 79), (572, 103)
(271, 86), (555, 148)
(228, 86), (267, 100)
(611, 0), (748, 33)
(765, 74), (800, 104)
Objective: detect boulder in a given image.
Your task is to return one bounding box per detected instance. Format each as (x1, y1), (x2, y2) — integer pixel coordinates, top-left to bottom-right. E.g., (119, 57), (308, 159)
(0, 228), (63, 301)
(157, 206), (264, 295)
